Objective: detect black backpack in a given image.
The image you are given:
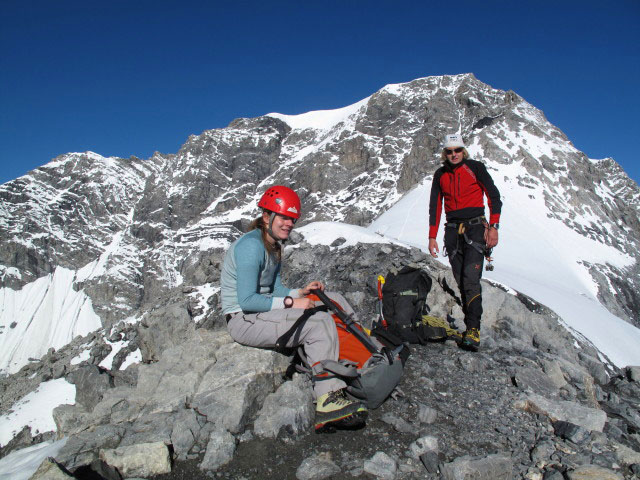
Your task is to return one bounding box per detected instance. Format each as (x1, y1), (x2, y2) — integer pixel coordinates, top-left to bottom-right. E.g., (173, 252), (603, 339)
(379, 266), (445, 344)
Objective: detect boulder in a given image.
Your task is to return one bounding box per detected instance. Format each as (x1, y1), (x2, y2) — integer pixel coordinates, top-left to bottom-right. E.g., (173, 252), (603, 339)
(254, 374), (314, 438)
(513, 366), (559, 397)
(66, 365), (112, 411)
(364, 451), (398, 480)
(28, 457), (74, 480)
(417, 403), (438, 424)
(566, 464), (623, 480)
(440, 453), (513, 480)
(199, 429), (236, 471)
(409, 435), (438, 459)
(99, 441), (171, 477)
(296, 452), (341, 480)
(191, 341), (290, 433)
(515, 394), (607, 432)
(627, 366), (640, 382)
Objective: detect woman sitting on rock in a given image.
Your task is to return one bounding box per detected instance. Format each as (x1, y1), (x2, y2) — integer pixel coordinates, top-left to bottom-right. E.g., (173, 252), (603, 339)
(220, 185), (367, 431)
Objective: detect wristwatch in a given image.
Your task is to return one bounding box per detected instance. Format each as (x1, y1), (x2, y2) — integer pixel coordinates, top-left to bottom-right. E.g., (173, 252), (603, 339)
(490, 223), (500, 230)
(284, 296), (294, 308)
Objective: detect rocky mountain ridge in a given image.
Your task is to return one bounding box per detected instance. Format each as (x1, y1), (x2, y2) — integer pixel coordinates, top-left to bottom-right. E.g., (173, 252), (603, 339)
(1, 238), (639, 479)
(0, 73), (639, 478)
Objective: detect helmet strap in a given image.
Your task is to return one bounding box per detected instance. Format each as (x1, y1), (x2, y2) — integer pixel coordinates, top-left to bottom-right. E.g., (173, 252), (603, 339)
(266, 211), (287, 245)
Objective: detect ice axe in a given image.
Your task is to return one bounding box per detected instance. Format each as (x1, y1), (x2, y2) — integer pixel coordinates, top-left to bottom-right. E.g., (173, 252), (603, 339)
(377, 275), (388, 328)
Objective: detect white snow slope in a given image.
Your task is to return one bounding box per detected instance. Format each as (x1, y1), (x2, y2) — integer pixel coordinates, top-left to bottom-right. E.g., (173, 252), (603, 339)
(0, 267), (102, 374)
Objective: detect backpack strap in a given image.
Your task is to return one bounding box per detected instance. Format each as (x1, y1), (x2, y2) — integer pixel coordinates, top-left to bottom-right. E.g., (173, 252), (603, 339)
(311, 360), (359, 385)
(275, 305), (329, 352)
(310, 289), (380, 354)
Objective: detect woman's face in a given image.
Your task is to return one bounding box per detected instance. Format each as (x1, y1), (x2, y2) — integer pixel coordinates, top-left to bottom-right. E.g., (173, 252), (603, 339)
(444, 147), (464, 164)
(264, 211), (296, 242)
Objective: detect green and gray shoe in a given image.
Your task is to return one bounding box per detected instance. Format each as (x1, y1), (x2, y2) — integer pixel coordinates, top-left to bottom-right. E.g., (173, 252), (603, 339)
(315, 389), (367, 432)
(460, 327), (480, 351)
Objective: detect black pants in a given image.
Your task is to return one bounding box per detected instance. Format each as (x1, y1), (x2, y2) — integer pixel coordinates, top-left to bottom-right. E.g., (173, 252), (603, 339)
(444, 222), (485, 330)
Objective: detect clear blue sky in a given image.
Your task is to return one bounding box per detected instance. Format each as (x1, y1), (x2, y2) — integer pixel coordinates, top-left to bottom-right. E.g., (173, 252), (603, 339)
(1, 1), (639, 185)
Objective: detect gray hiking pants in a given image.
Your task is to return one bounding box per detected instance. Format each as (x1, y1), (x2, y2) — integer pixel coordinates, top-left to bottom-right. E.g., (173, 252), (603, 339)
(226, 292), (356, 398)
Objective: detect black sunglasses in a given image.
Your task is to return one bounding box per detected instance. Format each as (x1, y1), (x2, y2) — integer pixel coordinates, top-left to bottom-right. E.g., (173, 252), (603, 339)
(444, 147), (464, 155)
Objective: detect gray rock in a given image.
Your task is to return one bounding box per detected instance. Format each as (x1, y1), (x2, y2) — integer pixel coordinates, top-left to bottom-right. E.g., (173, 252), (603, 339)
(99, 441), (171, 477)
(577, 353), (609, 386)
(417, 403), (438, 424)
(53, 404), (95, 437)
(296, 452), (341, 480)
(456, 354), (484, 373)
(330, 237), (347, 247)
(170, 409), (202, 459)
(67, 365), (112, 411)
(199, 429), (236, 471)
(136, 302), (196, 363)
(409, 435), (438, 459)
(191, 340), (289, 433)
(419, 451), (440, 474)
(515, 394), (607, 432)
(28, 457), (74, 479)
(566, 464), (623, 479)
(553, 420), (590, 444)
(612, 441), (640, 466)
(86, 459), (122, 480)
(363, 451), (398, 480)
(119, 413), (174, 447)
(542, 470), (565, 480)
(530, 441), (556, 463)
(379, 413), (416, 433)
(440, 453), (513, 480)
(524, 467), (543, 480)
(513, 366), (559, 396)
(254, 374), (313, 438)
(57, 425), (126, 471)
(627, 366), (640, 382)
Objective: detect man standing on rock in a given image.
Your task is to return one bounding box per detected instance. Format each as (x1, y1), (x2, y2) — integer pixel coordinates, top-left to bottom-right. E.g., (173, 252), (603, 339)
(428, 134), (502, 351)
(221, 185), (368, 431)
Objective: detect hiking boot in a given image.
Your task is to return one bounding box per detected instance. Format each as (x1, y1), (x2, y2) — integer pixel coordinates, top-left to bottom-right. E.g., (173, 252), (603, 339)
(460, 328), (480, 351)
(315, 389), (367, 432)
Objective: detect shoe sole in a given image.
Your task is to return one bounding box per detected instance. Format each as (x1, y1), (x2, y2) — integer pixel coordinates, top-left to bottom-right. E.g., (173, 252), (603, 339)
(459, 341), (479, 352)
(315, 409), (368, 432)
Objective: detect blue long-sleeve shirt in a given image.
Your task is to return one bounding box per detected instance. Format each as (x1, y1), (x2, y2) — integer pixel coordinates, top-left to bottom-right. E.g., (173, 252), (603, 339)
(220, 229), (298, 314)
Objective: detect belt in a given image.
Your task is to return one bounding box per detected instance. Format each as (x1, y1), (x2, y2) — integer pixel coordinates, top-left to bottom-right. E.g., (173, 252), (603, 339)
(445, 215), (486, 229)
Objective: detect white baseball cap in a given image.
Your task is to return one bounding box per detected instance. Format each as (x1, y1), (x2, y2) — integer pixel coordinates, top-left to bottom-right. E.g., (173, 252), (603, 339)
(443, 134), (465, 149)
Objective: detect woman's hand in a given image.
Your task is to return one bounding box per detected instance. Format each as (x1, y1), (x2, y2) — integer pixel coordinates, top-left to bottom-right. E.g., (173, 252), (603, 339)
(292, 297), (316, 309)
(299, 281), (324, 297)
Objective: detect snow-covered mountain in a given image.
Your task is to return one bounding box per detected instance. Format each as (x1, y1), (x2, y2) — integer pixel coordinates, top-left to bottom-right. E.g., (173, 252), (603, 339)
(1, 73), (639, 376)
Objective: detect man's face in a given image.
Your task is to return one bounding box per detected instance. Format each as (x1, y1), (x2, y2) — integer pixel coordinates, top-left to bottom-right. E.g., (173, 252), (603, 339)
(444, 147), (464, 164)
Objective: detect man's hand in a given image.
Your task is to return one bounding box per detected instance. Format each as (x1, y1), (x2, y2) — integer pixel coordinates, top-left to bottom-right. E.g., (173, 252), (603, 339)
(485, 227), (499, 249)
(299, 281), (324, 297)
(428, 238), (439, 258)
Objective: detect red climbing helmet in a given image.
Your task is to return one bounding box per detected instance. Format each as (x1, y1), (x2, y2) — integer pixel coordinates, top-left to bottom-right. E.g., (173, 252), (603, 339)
(258, 185), (301, 219)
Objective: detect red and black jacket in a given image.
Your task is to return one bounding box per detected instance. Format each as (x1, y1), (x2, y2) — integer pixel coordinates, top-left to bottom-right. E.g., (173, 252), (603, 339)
(428, 158), (502, 238)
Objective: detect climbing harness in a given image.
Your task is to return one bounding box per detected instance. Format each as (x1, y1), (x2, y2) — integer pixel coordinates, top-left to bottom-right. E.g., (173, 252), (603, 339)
(444, 216), (494, 268)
